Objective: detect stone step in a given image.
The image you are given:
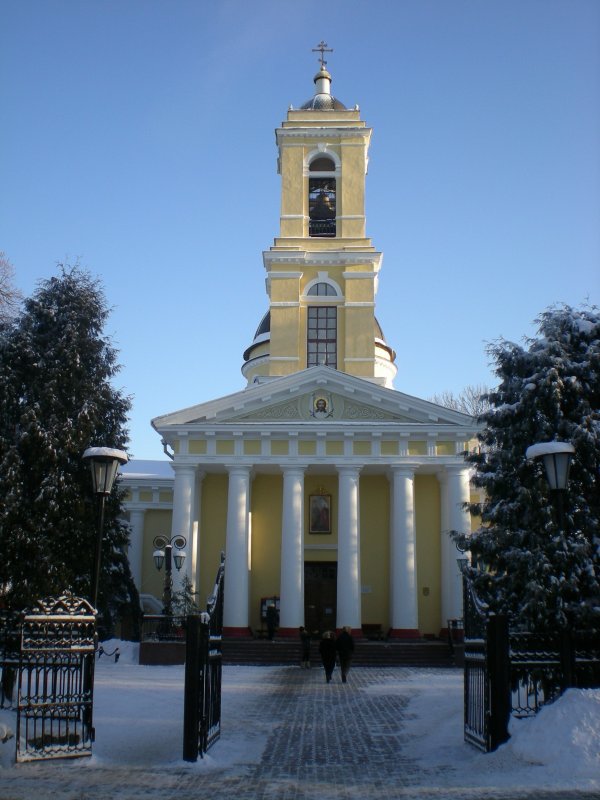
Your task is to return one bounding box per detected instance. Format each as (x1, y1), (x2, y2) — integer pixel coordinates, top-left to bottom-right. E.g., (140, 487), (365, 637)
(221, 638), (455, 668)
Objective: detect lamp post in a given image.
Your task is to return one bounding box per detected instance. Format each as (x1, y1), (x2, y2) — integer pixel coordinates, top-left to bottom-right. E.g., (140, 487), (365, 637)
(525, 441), (574, 530)
(152, 535), (187, 617)
(82, 447), (128, 609)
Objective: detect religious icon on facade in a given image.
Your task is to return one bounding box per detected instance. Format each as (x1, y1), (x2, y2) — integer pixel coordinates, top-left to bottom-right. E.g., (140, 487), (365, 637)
(309, 494), (331, 534)
(310, 392), (333, 419)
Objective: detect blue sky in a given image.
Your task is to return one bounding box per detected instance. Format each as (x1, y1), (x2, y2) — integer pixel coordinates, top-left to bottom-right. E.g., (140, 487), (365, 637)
(1, 0), (598, 459)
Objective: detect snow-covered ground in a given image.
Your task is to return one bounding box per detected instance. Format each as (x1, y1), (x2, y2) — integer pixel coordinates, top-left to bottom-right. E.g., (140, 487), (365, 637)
(0, 639), (598, 798)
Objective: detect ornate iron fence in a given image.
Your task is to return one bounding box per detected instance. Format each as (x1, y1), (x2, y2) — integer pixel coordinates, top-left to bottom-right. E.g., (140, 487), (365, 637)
(16, 593), (96, 762)
(183, 553), (225, 762)
(463, 574), (600, 752)
(141, 614), (187, 642)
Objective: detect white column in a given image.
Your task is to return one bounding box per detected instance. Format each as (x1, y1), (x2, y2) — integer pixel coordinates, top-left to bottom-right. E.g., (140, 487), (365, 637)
(279, 466), (306, 632)
(171, 463), (197, 594)
(191, 471), (205, 593)
(223, 466), (251, 632)
(441, 465), (472, 623)
(389, 466), (419, 635)
(336, 466), (361, 630)
(127, 509), (145, 590)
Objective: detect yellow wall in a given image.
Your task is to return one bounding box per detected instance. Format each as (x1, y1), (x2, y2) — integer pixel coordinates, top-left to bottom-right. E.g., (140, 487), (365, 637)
(199, 475), (228, 605)
(359, 475), (390, 627)
(415, 475), (441, 635)
(249, 474), (283, 630)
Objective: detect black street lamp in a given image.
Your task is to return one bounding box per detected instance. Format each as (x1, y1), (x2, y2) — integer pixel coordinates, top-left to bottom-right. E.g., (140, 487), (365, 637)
(82, 447), (128, 609)
(153, 535), (187, 617)
(526, 441), (574, 530)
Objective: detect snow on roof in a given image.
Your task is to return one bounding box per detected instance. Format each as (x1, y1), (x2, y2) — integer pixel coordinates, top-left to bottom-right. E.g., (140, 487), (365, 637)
(119, 459), (174, 480)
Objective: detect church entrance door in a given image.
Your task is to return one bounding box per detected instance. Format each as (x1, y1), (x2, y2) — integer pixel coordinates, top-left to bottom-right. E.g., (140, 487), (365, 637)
(304, 562), (337, 635)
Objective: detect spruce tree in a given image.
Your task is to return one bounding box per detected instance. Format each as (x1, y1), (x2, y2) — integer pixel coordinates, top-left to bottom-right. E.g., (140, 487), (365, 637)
(0, 265), (139, 636)
(460, 304), (600, 631)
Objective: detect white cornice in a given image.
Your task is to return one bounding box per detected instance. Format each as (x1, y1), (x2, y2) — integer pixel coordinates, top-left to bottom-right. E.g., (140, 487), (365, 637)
(276, 127), (372, 141)
(264, 251), (382, 268)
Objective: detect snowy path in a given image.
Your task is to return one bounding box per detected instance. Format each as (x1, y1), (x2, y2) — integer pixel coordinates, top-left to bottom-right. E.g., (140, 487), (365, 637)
(0, 658), (597, 800)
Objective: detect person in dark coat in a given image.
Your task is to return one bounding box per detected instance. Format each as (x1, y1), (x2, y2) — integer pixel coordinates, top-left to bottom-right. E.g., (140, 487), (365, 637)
(265, 598), (279, 640)
(319, 631), (337, 683)
(336, 626), (355, 683)
(299, 626), (311, 668)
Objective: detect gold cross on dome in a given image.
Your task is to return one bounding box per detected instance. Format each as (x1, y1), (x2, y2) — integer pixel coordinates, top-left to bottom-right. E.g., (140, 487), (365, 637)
(312, 41), (333, 68)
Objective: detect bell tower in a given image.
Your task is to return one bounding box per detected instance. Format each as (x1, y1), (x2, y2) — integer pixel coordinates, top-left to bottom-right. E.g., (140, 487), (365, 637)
(242, 44), (397, 388)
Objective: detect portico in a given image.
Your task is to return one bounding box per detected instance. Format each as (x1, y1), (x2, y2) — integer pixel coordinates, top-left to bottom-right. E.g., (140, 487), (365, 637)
(150, 366), (476, 638)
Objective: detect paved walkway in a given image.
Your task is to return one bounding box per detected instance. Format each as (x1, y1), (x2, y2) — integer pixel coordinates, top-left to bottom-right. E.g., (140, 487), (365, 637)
(0, 666), (597, 800)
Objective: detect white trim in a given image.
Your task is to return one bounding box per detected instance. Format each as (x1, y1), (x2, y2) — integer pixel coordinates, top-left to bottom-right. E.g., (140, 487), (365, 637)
(280, 215), (306, 220)
(270, 301), (300, 308)
(337, 215), (364, 220)
(344, 302), (375, 308)
(270, 356), (300, 361)
(304, 543), (338, 551)
(342, 271), (377, 279)
(250, 332), (270, 347)
(344, 358), (375, 363)
(267, 271), (304, 279)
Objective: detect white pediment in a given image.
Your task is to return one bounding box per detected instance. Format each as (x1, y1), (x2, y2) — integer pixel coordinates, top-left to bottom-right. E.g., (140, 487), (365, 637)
(152, 367), (476, 431)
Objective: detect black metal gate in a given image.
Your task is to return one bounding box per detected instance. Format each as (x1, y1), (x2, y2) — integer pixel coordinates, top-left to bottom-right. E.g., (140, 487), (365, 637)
(463, 572), (600, 753)
(183, 553), (225, 762)
(16, 593), (96, 762)
(463, 577), (511, 753)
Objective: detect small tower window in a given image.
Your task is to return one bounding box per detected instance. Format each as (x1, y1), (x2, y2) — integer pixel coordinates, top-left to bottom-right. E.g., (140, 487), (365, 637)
(307, 306), (337, 368)
(308, 156), (336, 238)
(307, 282), (337, 297)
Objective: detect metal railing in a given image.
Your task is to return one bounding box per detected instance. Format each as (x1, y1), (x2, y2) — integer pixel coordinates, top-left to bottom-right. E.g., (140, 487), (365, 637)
(309, 219), (336, 237)
(15, 593), (96, 762)
(141, 614), (187, 642)
(463, 574), (600, 752)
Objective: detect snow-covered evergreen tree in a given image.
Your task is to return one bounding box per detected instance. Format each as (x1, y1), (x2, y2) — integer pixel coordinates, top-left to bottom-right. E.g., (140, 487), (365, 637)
(0, 265), (139, 636)
(460, 304), (600, 632)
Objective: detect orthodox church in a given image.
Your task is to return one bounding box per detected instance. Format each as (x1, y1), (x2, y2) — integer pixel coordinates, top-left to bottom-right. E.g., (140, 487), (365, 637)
(122, 50), (480, 639)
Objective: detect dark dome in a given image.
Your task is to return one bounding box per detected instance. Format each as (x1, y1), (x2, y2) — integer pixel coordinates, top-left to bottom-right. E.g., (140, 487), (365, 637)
(300, 94), (347, 110)
(254, 311), (270, 337)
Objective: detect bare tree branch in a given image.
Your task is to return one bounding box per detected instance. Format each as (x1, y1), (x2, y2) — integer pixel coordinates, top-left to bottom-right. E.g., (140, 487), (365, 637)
(429, 384), (492, 417)
(0, 252), (22, 323)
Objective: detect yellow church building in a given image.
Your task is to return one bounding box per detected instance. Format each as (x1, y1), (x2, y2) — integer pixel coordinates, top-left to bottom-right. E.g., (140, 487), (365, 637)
(122, 54), (480, 640)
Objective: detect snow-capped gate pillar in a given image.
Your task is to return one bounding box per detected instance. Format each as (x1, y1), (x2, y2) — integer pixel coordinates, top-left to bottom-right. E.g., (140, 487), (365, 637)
(388, 465), (420, 639)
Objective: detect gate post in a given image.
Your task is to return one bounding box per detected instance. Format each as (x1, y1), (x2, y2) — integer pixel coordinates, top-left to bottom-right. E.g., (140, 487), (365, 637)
(487, 614), (510, 751)
(559, 629), (575, 691)
(183, 614), (202, 763)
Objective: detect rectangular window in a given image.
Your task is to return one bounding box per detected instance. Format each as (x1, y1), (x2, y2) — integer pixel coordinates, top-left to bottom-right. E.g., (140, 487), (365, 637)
(307, 307), (337, 368)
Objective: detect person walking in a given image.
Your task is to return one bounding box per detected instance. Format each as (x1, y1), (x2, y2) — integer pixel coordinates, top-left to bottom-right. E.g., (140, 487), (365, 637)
(319, 631), (337, 683)
(299, 626), (311, 668)
(336, 626), (355, 683)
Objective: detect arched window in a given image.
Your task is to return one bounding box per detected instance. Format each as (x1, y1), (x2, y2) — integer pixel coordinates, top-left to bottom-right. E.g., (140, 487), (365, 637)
(307, 306), (337, 368)
(309, 156), (336, 238)
(307, 282), (337, 297)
